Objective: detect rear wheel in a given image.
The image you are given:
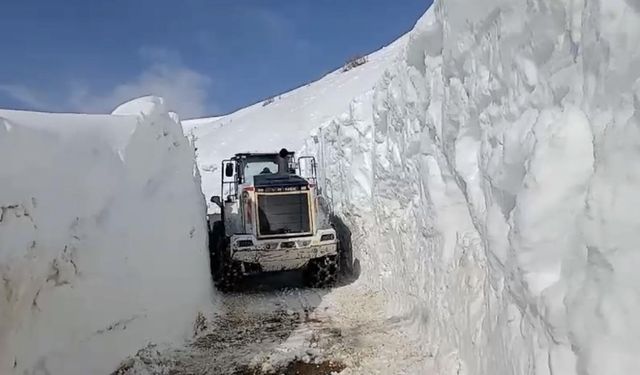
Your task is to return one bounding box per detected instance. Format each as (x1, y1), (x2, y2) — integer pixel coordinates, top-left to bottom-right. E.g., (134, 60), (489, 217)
(304, 255), (338, 288)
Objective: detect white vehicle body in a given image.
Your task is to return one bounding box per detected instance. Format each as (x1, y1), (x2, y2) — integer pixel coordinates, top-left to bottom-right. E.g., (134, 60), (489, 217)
(210, 150), (338, 275)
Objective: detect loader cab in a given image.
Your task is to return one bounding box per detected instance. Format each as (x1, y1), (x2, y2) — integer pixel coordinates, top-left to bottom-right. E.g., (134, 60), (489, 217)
(210, 148), (321, 238)
(211, 149), (319, 207)
(235, 150), (295, 184)
(219, 149), (296, 202)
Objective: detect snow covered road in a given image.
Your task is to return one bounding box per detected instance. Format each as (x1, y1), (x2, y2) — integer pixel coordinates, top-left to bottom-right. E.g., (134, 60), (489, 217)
(116, 277), (432, 375)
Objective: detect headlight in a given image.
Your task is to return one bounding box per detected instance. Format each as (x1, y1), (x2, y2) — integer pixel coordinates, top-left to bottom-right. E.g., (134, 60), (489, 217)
(236, 240), (254, 248)
(320, 233), (335, 242)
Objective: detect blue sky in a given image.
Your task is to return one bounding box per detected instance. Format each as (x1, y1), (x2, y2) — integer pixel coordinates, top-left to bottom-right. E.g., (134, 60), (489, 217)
(0, 1), (431, 118)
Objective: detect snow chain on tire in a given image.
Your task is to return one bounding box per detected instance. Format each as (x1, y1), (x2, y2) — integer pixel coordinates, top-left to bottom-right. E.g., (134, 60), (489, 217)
(305, 255), (338, 288)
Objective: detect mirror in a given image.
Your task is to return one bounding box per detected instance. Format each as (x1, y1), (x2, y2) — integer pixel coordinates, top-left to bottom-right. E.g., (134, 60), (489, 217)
(210, 196), (222, 207)
(225, 163), (234, 177)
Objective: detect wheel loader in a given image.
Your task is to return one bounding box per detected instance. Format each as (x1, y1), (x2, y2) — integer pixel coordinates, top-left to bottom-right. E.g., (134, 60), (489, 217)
(208, 148), (339, 291)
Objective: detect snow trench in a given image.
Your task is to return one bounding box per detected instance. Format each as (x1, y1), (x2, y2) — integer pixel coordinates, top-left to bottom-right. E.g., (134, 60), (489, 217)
(2, 0), (639, 373)
(302, 1), (640, 374)
(0, 97), (213, 375)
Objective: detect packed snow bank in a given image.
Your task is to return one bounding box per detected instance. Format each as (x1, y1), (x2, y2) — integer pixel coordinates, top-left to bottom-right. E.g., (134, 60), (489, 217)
(301, 1), (640, 374)
(0, 97), (212, 375)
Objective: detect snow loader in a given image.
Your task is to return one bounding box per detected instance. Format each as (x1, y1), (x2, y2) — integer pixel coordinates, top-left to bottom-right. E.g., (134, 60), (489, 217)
(207, 148), (339, 291)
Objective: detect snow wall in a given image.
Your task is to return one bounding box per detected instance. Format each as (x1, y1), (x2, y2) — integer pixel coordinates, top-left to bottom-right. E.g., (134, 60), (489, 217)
(303, 1), (640, 374)
(0, 97), (213, 375)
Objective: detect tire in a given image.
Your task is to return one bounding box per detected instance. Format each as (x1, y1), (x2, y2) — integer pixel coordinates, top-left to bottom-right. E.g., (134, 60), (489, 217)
(213, 235), (242, 293)
(329, 215), (354, 279)
(304, 255), (338, 288)
(216, 257), (242, 293)
(208, 221), (224, 282)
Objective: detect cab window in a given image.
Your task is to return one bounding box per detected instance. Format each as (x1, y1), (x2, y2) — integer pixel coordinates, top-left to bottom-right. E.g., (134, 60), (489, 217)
(244, 160), (279, 181)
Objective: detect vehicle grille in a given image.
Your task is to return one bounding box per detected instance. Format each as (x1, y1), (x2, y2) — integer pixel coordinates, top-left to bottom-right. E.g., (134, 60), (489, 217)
(257, 193), (311, 236)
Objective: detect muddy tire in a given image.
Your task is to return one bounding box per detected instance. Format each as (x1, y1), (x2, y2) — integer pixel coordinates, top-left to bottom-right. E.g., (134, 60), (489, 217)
(210, 223), (242, 292)
(216, 258), (242, 293)
(304, 255), (338, 288)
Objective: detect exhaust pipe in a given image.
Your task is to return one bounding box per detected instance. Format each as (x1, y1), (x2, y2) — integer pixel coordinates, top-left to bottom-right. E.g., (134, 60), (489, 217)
(277, 148), (289, 175)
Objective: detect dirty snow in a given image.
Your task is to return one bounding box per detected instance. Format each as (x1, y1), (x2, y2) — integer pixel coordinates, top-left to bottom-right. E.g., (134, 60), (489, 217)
(116, 278), (431, 375)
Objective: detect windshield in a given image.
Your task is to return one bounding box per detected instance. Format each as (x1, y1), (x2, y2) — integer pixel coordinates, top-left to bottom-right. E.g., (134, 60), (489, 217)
(244, 160), (279, 181)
